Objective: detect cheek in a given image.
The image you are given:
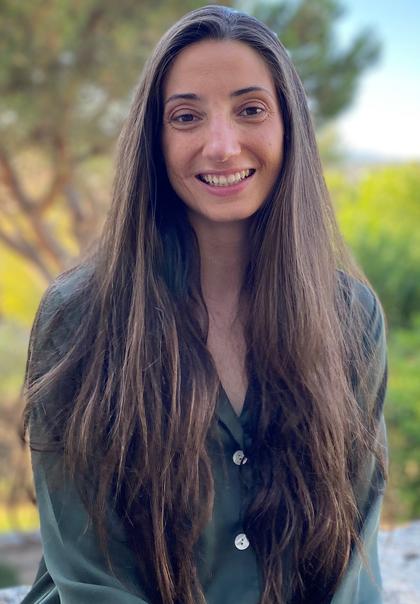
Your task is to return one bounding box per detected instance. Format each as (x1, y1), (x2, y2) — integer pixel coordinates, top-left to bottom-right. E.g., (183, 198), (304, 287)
(161, 133), (171, 170)
(253, 123), (283, 156)
(267, 130), (284, 169)
(162, 137), (184, 177)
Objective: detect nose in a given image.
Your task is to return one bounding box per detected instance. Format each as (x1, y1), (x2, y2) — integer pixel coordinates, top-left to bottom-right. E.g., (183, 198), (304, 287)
(201, 117), (241, 163)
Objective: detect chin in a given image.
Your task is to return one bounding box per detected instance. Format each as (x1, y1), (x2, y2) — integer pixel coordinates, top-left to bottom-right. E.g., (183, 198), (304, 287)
(195, 209), (259, 226)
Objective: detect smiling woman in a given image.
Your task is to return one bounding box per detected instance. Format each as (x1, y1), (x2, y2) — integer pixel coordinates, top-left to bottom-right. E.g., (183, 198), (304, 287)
(21, 5), (387, 604)
(162, 39), (284, 226)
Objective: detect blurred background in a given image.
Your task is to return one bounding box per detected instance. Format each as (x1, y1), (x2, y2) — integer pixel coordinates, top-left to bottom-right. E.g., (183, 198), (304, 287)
(0, 0), (419, 589)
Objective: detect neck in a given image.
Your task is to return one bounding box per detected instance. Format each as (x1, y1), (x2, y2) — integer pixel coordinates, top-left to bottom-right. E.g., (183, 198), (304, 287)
(189, 215), (250, 305)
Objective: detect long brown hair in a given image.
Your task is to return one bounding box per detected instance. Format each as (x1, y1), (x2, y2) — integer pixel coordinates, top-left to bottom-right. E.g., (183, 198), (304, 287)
(24, 5), (387, 603)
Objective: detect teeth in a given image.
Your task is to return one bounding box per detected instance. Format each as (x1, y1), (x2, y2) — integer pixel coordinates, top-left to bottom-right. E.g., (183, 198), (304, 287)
(201, 169), (252, 186)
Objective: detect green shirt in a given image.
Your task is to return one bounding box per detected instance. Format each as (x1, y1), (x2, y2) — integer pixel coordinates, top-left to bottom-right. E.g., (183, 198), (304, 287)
(22, 272), (387, 604)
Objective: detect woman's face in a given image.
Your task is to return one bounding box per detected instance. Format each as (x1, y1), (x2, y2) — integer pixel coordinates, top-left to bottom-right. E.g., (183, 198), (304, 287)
(161, 39), (284, 227)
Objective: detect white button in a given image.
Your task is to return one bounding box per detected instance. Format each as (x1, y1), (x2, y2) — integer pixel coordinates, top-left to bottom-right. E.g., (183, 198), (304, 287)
(234, 533), (250, 550)
(232, 450), (247, 465)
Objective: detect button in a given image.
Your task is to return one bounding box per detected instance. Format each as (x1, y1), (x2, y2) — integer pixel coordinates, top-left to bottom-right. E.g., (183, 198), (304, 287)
(234, 533), (250, 550)
(232, 450), (248, 465)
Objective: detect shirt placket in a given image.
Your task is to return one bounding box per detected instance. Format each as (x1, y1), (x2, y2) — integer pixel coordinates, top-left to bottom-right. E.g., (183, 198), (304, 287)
(216, 389), (257, 555)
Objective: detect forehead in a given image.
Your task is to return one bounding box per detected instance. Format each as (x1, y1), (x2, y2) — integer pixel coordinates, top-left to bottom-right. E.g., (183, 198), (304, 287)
(163, 39), (276, 98)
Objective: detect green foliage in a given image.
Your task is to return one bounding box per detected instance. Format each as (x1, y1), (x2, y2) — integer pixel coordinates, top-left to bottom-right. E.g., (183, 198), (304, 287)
(0, 0), (231, 153)
(329, 163), (420, 328)
(327, 163), (420, 521)
(385, 317), (420, 520)
(0, 562), (19, 588)
(244, 0), (382, 125)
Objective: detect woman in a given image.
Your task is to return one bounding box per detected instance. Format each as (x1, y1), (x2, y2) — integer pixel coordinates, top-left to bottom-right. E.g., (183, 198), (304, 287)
(22, 5), (387, 604)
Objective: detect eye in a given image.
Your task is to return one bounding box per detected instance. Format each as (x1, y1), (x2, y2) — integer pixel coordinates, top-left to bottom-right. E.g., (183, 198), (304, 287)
(239, 105), (266, 117)
(170, 112), (200, 124)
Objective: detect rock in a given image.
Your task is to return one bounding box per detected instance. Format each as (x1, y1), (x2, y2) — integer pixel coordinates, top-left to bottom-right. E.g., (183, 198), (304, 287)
(379, 520), (420, 604)
(0, 586), (30, 604)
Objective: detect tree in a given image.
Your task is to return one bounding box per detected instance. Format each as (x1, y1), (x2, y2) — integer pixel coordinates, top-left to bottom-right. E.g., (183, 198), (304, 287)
(0, 0), (381, 281)
(245, 0), (381, 125)
(0, 0), (223, 281)
(330, 163), (420, 328)
(385, 318), (420, 521)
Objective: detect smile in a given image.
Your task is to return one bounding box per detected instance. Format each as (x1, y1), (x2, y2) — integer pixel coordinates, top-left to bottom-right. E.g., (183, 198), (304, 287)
(197, 169), (255, 187)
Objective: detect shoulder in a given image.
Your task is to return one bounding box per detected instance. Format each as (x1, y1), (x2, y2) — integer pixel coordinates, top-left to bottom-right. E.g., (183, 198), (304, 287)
(337, 270), (386, 353)
(337, 271), (387, 419)
(26, 264), (96, 443)
(38, 263), (94, 318)
(337, 270), (379, 318)
(30, 263), (94, 360)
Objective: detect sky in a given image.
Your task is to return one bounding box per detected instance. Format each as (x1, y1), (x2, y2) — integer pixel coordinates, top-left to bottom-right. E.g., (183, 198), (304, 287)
(335, 0), (420, 161)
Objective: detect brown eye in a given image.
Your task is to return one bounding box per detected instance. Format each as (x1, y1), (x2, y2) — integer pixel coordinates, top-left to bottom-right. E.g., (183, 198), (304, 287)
(171, 113), (199, 124)
(239, 106), (265, 117)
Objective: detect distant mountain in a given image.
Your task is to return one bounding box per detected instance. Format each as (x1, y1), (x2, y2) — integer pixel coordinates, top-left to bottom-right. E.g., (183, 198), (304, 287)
(343, 149), (419, 166)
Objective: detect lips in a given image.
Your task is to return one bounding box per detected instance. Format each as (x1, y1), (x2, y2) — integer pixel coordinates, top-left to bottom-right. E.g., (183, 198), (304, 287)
(196, 169), (256, 187)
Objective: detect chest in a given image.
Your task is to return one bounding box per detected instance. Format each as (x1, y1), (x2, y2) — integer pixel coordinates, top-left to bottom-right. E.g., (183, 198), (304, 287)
(206, 320), (248, 416)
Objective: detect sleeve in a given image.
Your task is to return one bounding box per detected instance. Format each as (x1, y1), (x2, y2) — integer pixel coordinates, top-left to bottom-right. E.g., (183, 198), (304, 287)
(22, 282), (150, 604)
(331, 284), (388, 604)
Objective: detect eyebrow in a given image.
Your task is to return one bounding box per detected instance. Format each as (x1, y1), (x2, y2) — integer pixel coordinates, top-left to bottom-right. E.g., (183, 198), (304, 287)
(164, 86), (270, 105)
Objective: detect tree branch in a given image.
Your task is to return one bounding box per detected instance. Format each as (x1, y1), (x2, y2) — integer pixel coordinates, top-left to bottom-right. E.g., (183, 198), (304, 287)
(0, 144), (70, 270)
(74, 142), (110, 164)
(0, 224), (53, 282)
(0, 146), (33, 212)
(38, 136), (70, 213)
(63, 183), (87, 247)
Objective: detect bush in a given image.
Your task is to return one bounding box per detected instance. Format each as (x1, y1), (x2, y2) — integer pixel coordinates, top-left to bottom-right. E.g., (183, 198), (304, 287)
(0, 562), (19, 588)
(328, 163), (420, 328)
(328, 163), (420, 521)
(384, 316), (420, 521)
